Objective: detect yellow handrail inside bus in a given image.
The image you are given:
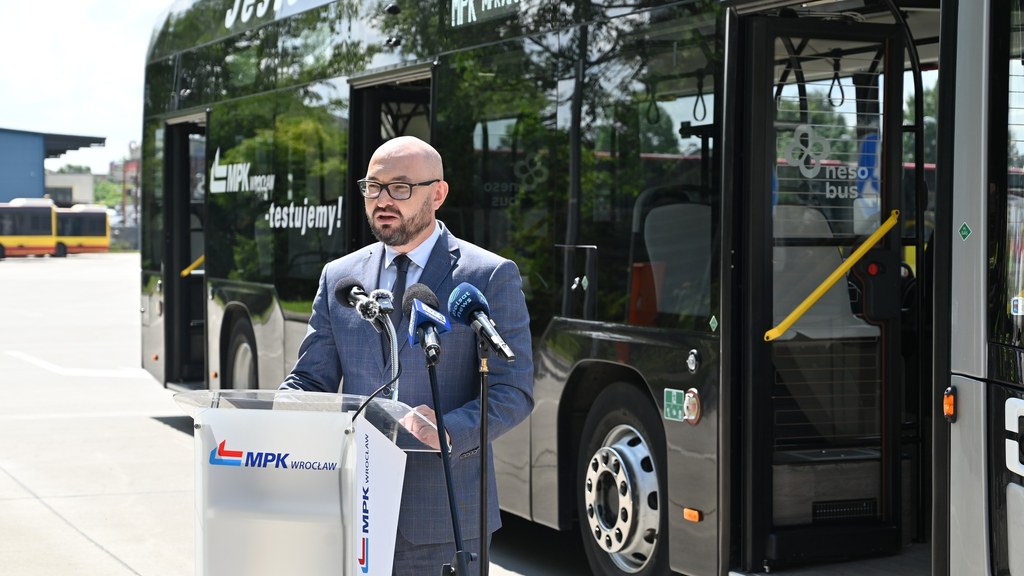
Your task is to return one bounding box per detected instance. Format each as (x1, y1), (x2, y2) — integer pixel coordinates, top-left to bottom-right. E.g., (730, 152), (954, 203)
(764, 209), (900, 342)
(180, 254), (205, 278)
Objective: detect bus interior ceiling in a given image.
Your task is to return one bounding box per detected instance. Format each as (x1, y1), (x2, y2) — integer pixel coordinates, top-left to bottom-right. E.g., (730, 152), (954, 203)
(743, 2), (941, 77)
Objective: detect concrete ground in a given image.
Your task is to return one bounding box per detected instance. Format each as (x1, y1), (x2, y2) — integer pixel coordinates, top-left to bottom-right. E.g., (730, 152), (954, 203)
(0, 252), (588, 576)
(0, 253), (192, 575)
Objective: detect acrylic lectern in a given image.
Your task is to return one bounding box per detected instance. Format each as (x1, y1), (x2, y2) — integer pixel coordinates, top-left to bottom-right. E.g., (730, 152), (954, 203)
(175, 389), (436, 576)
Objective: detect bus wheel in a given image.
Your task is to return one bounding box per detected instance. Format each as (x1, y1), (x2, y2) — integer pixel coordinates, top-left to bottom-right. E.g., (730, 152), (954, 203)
(55, 243), (67, 258)
(0, 245), (5, 259)
(577, 383), (668, 576)
(225, 319), (258, 389)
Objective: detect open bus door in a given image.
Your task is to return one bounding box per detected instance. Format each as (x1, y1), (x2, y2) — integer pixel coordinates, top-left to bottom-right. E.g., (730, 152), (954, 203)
(162, 117), (207, 388)
(737, 17), (919, 571)
(348, 65), (433, 249)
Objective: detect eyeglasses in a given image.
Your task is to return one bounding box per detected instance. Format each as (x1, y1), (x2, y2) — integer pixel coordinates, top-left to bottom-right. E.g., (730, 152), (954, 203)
(357, 178), (440, 200)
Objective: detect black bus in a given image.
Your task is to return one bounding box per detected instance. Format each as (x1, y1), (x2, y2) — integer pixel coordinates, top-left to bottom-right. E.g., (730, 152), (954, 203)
(141, 1), (1021, 574)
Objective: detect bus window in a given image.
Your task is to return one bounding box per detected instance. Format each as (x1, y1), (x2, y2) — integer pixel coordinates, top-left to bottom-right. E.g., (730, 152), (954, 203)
(596, 10), (720, 331)
(56, 205), (111, 255)
(435, 41), (563, 337)
(0, 198), (57, 259)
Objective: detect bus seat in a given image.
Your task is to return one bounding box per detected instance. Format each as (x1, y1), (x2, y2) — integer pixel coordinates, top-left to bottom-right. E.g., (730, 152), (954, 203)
(643, 203), (712, 319)
(772, 205), (878, 340)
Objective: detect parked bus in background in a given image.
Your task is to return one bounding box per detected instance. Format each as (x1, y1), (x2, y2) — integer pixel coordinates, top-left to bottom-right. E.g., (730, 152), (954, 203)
(140, 1), (1020, 575)
(56, 205), (111, 255)
(0, 197), (56, 259)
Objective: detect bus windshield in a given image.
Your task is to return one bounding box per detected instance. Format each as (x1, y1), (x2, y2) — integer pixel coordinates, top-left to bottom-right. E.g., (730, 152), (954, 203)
(0, 198), (57, 258)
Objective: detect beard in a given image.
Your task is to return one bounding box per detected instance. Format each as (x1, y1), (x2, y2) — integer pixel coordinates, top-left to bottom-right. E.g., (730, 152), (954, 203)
(366, 196), (433, 247)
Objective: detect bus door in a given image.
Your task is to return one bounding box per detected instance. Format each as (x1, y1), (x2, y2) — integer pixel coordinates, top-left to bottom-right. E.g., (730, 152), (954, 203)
(162, 118), (207, 386)
(739, 17), (907, 570)
(349, 65), (433, 248)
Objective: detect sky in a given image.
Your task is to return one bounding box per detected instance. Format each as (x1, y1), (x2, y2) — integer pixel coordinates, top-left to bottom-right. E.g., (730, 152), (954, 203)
(0, 0), (173, 176)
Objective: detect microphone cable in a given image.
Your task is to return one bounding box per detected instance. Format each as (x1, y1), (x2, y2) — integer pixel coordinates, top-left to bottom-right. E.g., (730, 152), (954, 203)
(349, 361), (403, 425)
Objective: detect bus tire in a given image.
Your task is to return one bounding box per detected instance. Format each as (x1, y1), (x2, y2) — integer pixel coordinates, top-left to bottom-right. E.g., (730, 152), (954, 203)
(0, 245), (5, 259)
(577, 382), (668, 576)
(225, 318), (258, 390)
(55, 243), (67, 258)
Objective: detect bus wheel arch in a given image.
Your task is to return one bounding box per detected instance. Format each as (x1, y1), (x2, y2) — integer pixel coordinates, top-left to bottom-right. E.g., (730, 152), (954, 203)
(560, 366), (668, 575)
(222, 309), (258, 390)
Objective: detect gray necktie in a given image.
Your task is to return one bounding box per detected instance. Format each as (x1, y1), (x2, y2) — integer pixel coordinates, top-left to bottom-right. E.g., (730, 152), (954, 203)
(390, 254), (410, 326)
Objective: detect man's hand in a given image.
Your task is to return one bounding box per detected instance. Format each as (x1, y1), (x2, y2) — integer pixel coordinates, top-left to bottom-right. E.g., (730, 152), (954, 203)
(399, 405), (451, 451)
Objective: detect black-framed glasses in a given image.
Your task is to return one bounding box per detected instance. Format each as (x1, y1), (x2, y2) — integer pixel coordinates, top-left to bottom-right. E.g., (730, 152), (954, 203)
(357, 178), (440, 200)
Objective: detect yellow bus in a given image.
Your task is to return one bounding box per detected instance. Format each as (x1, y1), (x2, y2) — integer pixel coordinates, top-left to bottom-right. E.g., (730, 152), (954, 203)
(0, 198), (56, 259)
(56, 204), (111, 255)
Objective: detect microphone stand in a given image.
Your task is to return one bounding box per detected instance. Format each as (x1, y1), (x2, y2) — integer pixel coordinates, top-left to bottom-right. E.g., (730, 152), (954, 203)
(378, 314), (400, 400)
(425, 357), (472, 576)
(476, 339), (490, 576)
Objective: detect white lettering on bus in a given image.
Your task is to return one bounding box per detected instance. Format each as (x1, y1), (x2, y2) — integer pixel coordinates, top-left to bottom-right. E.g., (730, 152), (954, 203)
(224, 0), (298, 29)
(248, 174), (275, 194)
(264, 197), (342, 236)
(823, 165), (872, 181)
(451, 0), (520, 27)
(451, 0), (477, 26)
(820, 165), (868, 199)
(209, 148), (274, 198)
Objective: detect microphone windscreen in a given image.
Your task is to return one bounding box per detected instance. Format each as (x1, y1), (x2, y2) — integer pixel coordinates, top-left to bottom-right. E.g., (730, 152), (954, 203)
(447, 282), (489, 324)
(369, 289), (394, 313)
(403, 283), (439, 317)
(334, 277), (363, 307)
(369, 289), (393, 301)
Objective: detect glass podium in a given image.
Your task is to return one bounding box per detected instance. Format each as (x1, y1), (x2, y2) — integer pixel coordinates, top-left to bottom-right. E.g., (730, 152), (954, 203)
(175, 390), (437, 576)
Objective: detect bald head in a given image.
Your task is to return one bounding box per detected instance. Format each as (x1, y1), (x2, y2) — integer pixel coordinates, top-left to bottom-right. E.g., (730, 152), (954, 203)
(368, 136), (444, 181)
(363, 136), (449, 252)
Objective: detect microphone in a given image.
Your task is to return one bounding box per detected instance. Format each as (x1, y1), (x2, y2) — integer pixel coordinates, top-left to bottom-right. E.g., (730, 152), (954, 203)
(333, 277), (380, 322)
(403, 284), (450, 367)
(447, 282), (515, 361)
(369, 288), (395, 316)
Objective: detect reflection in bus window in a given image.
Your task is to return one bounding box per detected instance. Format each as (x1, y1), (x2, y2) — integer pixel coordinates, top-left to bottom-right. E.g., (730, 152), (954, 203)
(580, 8), (720, 330)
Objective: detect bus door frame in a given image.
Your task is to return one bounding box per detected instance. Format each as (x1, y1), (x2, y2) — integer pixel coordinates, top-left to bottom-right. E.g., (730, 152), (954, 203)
(348, 63), (435, 250)
(739, 16), (906, 571)
(162, 112), (207, 387)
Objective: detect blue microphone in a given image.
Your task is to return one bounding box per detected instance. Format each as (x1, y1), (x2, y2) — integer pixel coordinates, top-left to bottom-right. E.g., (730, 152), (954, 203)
(447, 282), (515, 361)
(403, 284), (450, 366)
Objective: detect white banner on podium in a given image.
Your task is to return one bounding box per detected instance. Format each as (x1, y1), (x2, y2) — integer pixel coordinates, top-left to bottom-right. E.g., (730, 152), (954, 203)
(196, 408), (351, 576)
(178, 391), (422, 576)
(352, 415), (407, 576)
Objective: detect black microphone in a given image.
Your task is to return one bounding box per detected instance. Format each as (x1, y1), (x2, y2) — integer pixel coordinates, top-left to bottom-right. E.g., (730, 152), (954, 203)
(447, 282), (515, 361)
(403, 284), (450, 367)
(334, 277), (380, 322)
(369, 288), (395, 316)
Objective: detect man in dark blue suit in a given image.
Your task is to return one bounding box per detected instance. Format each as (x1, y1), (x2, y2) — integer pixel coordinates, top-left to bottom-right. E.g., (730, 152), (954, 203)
(281, 136), (534, 574)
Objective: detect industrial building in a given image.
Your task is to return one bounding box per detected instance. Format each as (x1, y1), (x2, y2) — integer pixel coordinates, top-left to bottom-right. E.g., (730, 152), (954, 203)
(0, 128), (105, 204)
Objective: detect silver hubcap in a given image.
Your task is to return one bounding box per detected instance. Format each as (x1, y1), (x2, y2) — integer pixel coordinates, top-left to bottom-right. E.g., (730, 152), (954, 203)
(231, 340), (255, 389)
(583, 424), (660, 573)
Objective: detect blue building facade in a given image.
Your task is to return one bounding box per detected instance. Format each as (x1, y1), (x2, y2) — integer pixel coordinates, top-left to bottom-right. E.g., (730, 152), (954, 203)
(0, 129), (45, 202)
(0, 128), (105, 203)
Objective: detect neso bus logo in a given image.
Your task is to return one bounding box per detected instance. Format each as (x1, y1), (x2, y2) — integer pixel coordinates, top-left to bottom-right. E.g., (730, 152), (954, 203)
(208, 439), (337, 471)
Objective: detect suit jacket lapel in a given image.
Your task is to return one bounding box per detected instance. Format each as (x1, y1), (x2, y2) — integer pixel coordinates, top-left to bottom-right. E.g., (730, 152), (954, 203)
(398, 228), (459, 355)
(419, 228), (459, 302)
